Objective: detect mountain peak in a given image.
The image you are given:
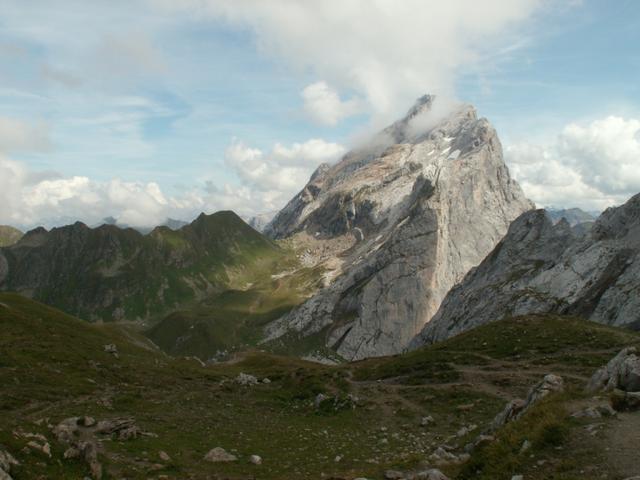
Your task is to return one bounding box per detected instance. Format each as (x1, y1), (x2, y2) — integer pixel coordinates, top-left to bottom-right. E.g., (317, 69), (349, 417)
(263, 96), (533, 360)
(404, 94), (436, 119)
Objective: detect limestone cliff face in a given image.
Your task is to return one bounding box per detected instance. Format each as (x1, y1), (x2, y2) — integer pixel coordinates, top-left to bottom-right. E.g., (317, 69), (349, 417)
(412, 193), (640, 347)
(264, 96), (534, 360)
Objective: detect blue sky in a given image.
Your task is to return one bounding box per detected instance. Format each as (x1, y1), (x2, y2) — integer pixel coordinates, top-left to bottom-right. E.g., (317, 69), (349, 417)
(0, 0), (639, 228)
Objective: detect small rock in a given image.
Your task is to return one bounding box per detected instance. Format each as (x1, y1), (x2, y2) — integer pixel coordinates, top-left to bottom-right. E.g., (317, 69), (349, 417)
(571, 407), (601, 419)
(520, 440), (532, 454)
(249, 454), (262, 465)
(203, 447), (237, 463)
(420, 416), (434, 427)
(26, 441), (51, 458)
(611, 390), (640, 412)
(159, 451), (170, 462)
(314, 393), (329, 409)
(103, 344), (118, 358)
(262, 378), (271, 384)
(416, 469), (450, 480)
(596, 404), (617, 417)
(429, 446), (461, 465)
(384, 470), (405, 480)
(235, 373), (259, 386)
(80, 416), (96, 427)
(64, 447), (81, 459)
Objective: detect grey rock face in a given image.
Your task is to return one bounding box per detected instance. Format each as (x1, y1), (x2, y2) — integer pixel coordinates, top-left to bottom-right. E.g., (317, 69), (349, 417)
(264, 96), (533, 360)
(412, 192), (640, 346)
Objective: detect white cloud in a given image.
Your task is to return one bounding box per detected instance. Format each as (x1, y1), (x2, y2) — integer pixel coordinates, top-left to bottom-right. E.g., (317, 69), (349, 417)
(506, 116), (640, 211)
(0, 163), (175, 229)
(0, 117), (52, 153)
(224, 137), (346, 211)
(0, 136), (345, 230)
(301, 81), (361, 126)
(158, 0), (543, 123)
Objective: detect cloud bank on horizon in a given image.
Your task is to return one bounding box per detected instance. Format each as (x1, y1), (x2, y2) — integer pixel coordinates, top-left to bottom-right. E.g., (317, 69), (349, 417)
(0, 0), (639, 229)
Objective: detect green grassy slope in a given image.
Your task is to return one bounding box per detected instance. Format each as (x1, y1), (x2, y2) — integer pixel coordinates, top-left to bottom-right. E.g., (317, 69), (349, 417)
(0, 225), (23, 247)
(2, 295), (639, 479)
(146, 263), (325, 359)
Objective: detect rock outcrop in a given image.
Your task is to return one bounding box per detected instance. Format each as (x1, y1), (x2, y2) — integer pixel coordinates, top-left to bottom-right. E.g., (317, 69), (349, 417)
(488, 374), (564, 433)
(0, 447), (18, 480)
(264, 95), (533, 360)
(466, 374), (564, 453)
(413, 192), (640, 346)
(587, 347), (640, 393)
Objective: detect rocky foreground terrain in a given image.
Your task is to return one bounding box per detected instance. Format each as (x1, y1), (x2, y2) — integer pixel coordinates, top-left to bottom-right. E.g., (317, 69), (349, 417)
(413, 192), (640, 346)
(2, 293), (640, 480)
(263, 95), (533, 361)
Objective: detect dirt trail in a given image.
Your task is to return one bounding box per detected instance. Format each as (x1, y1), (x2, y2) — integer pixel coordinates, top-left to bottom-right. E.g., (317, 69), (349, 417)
(605, 411), (640, 477)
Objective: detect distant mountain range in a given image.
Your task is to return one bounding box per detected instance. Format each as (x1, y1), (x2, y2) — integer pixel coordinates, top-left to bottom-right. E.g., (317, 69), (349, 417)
(0, 211), (283, 322)
(546, 207), (596, 226)
(96, 216), (190, 234)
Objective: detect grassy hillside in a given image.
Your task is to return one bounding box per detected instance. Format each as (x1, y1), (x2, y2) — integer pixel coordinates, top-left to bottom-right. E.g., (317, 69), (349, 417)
(2, 294), (639, 479)
(147, 263), (325, 359)
(0, 211), (288, 322)
(0, 225), (23, 247)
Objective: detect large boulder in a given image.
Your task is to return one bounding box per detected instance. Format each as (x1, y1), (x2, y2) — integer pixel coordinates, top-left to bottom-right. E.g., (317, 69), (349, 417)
(587, 347), (640, 393)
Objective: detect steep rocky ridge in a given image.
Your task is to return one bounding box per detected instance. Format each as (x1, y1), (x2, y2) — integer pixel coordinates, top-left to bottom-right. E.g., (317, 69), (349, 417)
(412, 192), (640, 346)
(0, 211), (282, 322)
(263, 95), (533, 360)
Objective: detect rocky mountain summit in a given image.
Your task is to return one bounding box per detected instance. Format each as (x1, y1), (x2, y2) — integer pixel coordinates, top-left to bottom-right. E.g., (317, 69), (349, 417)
(412, 192), (640, 346)
(263, 95), (533, 360)
(0, 211), (282, 322)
